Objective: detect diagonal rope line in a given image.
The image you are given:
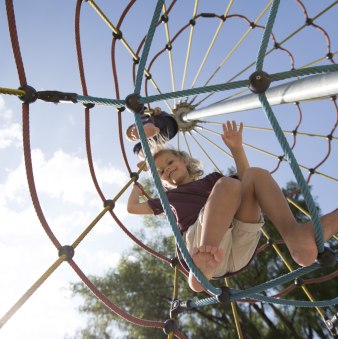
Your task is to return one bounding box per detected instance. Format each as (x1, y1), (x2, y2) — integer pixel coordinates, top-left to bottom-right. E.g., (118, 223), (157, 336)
(190, 252), (338, 308)
(258, 94), (325, 252)
(256, 0), (280, 71)
(133, 0), (221, 297)
(134, 0), (164, 95)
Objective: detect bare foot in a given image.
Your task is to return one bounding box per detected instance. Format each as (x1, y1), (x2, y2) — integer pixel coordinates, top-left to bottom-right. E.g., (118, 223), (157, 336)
(126, 123), (160, 141)
(286, 209), (338, 267)
(188, 245), (225, 292)
(286, 226), (318, 267)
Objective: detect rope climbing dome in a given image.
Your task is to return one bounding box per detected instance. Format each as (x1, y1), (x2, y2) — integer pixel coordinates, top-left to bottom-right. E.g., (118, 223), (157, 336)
(1, 0), (338, 337)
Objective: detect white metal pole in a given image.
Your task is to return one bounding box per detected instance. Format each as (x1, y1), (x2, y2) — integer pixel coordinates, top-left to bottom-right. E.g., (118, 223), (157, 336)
(182, 71), (338, 121)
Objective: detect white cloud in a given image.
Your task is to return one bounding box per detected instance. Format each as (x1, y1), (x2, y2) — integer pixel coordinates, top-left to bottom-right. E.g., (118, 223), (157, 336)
(0, 123), (22, 149)
(0, 96), (13, 120)
(0, 97), (20, 149)
(0, 146), (133, 339)
(1, 148), (129, 207)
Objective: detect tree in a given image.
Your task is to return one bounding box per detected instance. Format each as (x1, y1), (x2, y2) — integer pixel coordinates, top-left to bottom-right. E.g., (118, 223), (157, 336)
(68, 179), (337, 338)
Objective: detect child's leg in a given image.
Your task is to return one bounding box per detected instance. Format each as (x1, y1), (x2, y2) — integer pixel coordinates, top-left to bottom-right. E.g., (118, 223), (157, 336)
(236, 167), (338, 266)
(126, 113), (160, 142)
(189, 177), (245, 292)
(126, 122), (159, 141)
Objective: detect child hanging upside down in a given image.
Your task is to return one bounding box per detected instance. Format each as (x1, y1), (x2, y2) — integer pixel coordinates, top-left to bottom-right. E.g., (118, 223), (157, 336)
(125, 107), (178, 161)
(127, 120), (338, 292)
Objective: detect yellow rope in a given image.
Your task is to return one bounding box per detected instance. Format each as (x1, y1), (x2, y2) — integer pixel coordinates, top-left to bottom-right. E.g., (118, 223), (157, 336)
(183, 131), (193, 157)
(261, 228), (326, 319)
(87, 0), (138, 60)
(190, 0), (235, 88)
(188, 131), (221, 172)
(0, 87), (25, 96)
(192, 0), (273, 107)
(0, 163), (146, 328)
(224, 277), (244, 339)
(72, 166), (145, 248)
(181, 0), (199, 91)
(302, 51), (338, 68)
(198, 124), (338, 183)
(162, 4), (177, 108)
(287, 199), (338, 241)
(167, 249), (180, 339)
(193, 127), (233, 158)
(86, 0), (173, 113)
(0, 256), (65, 328)
(226, 1), (338, 85)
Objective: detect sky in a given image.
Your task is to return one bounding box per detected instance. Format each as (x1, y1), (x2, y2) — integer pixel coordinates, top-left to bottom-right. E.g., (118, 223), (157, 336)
(0, 1), (337, 338)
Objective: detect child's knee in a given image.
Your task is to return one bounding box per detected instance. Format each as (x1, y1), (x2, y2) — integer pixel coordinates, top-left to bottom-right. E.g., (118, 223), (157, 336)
(242, 167), (270, 182)
(213, 177), (242, 197)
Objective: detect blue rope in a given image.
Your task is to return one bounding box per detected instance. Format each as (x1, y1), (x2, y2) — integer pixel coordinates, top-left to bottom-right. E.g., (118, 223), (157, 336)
(192, 294), (338, 308)
(75, 65), (338, 107)
(76, 95), (124, 108)
(131, 0), (221, 296)
(256, 0), (280, 71)
(133, 0), (164, 95)
(254, 0), (325, 252)
(190, 252), (337, 308)
(259, 94), (325, 251)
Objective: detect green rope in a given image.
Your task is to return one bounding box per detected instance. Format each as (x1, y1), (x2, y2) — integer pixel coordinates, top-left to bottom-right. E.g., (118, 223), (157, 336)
(256, 0), (280, 71)
(131, 0), (222, 296)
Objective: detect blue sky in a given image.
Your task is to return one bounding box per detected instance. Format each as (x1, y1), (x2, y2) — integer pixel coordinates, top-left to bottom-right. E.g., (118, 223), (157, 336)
(0, 1), (337, 338)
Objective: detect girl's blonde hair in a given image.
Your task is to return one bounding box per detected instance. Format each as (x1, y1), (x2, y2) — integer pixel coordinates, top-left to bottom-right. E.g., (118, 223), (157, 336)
(152, 146), (204, 181)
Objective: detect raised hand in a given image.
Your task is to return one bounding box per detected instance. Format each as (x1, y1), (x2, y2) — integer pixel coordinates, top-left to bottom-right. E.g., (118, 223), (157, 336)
(221, 120), (244, 152)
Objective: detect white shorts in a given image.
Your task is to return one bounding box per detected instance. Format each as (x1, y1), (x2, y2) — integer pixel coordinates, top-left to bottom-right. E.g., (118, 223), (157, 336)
(184, 208), (264, 278)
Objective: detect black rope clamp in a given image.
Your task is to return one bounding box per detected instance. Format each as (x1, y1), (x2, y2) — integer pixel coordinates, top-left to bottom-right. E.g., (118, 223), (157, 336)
(125, 93), (144, 113)
(18, 85), (38, 104)
(170, 299), (192, 318)
(216, 286), (230, 303)
(58, 245), (75, 260)
(104, 199), (115, 211)
(170, 256), (180, 268)
(316, 246), (336, 267)
(130, 172), (139, 181)
(249, 70), (271, 94)
(294, 277), (304, 286)
(163, 318), (178, 335)
(36, 90), (78, 104)
(326, 313), (338, 333)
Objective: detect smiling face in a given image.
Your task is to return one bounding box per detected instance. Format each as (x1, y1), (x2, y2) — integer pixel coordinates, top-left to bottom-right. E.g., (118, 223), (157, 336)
(154, 151), (194, 188)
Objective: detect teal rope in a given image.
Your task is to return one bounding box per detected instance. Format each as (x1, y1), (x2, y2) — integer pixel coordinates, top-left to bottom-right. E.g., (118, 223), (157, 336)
(75, 65), (337, 108)
(131, 0), (221, 296)
(140, 80), (249, 104)
(259, 94), (325, 251)
(192, 294), (338, 308)
(190, 252), (337, 308)
(76, 95), (124, 107)
(134, 0), (164, 95)
(270, 65), (338, 81)
(255, 0), (325, 253)
(256, 0), (280, 71)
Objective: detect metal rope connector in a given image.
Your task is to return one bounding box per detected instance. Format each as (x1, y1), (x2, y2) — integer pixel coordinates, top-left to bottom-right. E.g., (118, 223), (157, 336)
(170, 299), (192, 318)
(37, 90), (78, 104)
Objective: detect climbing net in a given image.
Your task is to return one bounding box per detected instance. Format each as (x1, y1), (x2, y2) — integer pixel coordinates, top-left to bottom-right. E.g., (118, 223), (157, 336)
(1, 0), (338, 337)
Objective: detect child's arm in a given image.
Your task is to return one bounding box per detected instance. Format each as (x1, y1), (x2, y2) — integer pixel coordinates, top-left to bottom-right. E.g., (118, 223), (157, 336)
(221, 120), (249, 180)
(127, 184), (154, 214)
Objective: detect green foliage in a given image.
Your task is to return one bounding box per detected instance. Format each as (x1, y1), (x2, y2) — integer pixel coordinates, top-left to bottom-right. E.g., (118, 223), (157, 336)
(69, 180), (337, 338)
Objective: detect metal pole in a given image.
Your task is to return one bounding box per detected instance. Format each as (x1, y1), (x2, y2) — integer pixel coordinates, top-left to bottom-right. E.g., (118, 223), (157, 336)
(182, 71), (338, 121)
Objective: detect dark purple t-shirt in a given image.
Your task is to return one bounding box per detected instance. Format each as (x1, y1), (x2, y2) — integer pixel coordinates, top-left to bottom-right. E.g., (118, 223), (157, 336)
(147, 172), (223, 232)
